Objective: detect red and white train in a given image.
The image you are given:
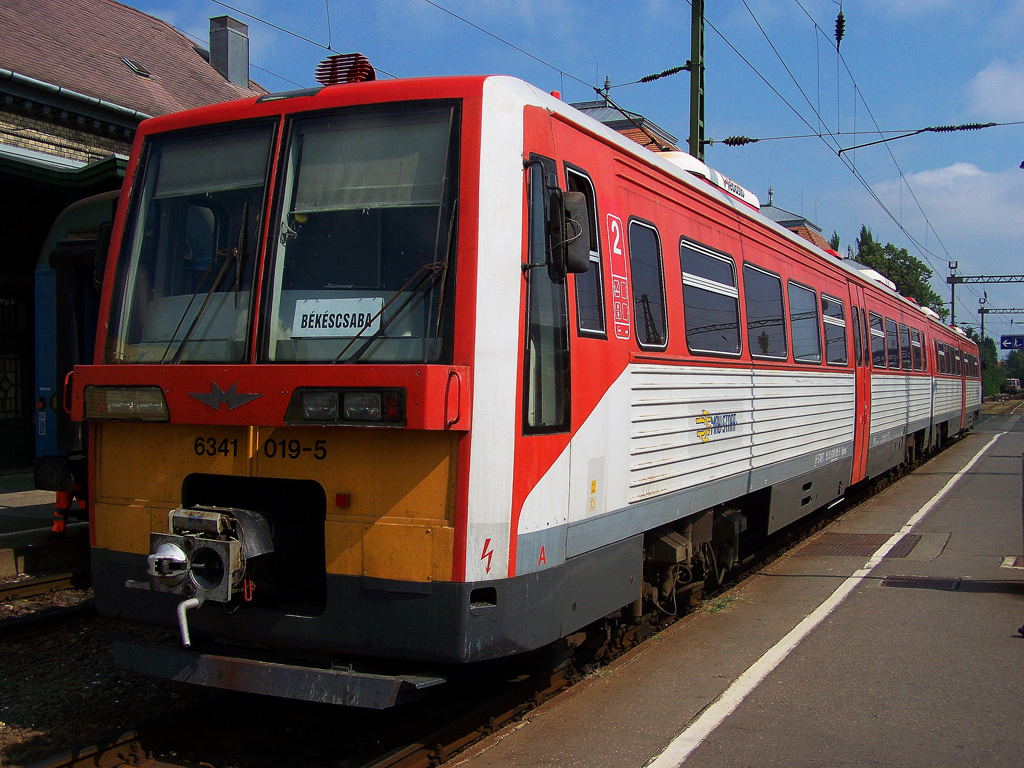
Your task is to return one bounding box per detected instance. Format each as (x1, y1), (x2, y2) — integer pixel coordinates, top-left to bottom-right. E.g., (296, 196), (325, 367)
(70, 73), (980, 707)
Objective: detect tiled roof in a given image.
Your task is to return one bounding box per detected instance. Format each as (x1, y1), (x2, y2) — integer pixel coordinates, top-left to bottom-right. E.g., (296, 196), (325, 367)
(790, 224), (835, 253)
(571, 99), (680, 151)
(0, 0), (266, 118)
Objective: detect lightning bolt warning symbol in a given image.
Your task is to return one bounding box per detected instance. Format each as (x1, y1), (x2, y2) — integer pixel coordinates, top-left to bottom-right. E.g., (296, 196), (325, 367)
(481, 538), (493, 573)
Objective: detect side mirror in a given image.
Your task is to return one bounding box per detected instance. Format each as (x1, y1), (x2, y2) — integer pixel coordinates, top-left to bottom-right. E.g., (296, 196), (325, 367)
(563, 191), (591, 275)
(545, 190), (591, 280)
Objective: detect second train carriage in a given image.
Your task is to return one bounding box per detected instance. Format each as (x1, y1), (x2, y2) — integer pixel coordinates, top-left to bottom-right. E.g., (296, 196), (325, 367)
(70, 74), (979, 706)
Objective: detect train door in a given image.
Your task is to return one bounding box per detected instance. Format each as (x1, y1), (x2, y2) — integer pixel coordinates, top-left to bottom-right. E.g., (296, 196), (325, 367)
(954, 348), (962, 434)
(850, 285), (871, 482)
(513, 151), (573, 573)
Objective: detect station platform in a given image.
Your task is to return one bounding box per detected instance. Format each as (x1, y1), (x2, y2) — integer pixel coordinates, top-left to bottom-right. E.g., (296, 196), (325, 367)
(0, 470), (88, 577)
(454, 409), (1024, 768)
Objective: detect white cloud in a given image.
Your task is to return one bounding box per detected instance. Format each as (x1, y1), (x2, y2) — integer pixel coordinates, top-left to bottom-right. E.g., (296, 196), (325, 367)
(873, 163), (1024, 256)
(862, 0), (958, 16)
(968, 59), (1024, 120)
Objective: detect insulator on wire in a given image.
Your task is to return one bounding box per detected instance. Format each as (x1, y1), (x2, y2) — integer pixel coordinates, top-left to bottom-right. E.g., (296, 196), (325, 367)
(639, 65), (689, 84)
(721, 136), (757, 147)
(928, 122), (996, 133)
(835, 11), (845, 49)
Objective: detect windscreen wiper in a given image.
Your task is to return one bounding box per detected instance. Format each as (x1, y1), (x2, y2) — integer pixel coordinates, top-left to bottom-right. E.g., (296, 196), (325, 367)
(161, 202), (249, 364)
(332, 260), (445, 364)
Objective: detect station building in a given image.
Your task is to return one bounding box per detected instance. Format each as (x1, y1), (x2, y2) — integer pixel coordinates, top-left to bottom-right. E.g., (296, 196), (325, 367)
(0, 0), (265, 469)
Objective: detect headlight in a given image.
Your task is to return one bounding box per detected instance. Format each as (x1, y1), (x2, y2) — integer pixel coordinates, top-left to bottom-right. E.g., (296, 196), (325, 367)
(285, 388), (405, 426)
(84, 386), (169, 421)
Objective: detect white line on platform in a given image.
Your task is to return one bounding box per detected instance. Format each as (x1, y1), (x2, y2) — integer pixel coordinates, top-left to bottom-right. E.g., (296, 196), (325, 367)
(645, 431), (1004, 768)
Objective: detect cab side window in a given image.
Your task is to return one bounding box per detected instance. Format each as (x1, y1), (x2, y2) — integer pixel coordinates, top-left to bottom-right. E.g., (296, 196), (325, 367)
(565, 167), (605, 337)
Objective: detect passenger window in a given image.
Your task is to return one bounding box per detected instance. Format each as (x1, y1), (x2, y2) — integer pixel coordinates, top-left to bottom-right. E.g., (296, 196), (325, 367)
(788, 282), (821, 363)
(899, 324), (912, 370)
(821, 294), (847, 365)
(936, 341), (944, 374)
(885, 318), (900, 369)
(743, 264), (786, 359)
(869, 312), (886, 368)
(628, 220), (667, 348)
(566, 167), (605, 337)
(680, 239), (740, 355)
(911, 329), (923, 371)
(851, 306), (862, 367)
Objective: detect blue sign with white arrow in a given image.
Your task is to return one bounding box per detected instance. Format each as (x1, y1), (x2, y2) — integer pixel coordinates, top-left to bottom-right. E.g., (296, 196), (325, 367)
(1000, 335), (1024, 350)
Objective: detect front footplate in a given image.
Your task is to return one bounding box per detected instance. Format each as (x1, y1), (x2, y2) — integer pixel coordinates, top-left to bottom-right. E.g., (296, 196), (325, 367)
(112, 640), (445, 708)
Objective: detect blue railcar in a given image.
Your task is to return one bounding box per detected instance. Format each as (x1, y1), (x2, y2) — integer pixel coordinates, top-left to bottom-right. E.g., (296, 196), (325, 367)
(34, 191), (118, 529)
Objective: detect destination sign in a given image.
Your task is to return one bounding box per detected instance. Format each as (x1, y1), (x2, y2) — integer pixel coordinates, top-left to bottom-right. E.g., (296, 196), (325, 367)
(291, 297), (383, 338)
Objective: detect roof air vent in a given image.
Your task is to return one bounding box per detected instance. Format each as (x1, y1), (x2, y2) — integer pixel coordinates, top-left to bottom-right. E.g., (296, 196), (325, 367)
(315, 53), (375, 86)
(121, 57), (152, 78)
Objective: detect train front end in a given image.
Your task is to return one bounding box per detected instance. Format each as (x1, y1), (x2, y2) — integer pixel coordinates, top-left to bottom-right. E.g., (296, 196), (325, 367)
(70, 81), (482, 707)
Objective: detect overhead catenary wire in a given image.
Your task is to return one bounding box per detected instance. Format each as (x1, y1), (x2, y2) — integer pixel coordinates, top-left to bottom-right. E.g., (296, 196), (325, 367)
(206, 0), (992, 323)
(788, 0), (987, 319)
(210, 0), (400, 79)
(710, 0), (981, 321)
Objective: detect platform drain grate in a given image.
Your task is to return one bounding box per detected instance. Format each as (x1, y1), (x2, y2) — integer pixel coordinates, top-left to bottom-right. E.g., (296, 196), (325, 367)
(796, 533), (921, 558)
(880, 575), (961, 591)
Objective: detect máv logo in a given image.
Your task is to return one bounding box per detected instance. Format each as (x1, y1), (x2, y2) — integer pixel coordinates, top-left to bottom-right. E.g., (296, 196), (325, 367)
(188, 382), (262, 411)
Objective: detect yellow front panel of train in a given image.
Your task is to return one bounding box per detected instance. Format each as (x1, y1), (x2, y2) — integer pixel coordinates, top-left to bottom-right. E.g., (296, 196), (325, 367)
(92, 422), (457, 582)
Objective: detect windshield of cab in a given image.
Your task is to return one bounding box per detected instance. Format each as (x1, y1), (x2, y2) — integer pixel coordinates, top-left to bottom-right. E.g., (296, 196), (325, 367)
(105, 123), (273, 364)
(265, 102), (459, 364)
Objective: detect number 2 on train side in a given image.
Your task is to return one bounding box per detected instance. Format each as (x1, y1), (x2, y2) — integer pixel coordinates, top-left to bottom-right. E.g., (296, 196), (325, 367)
(606, 214), (630, 340)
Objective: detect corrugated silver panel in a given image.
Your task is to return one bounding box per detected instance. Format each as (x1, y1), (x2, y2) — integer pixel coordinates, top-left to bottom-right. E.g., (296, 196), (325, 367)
(933, 378), (962, 417)
(965, 380), (982, 409)
(750, 370), (854, 469)
(908, 376), (931, 425)
(871, 373), (909, 435)
(629, 365), (752, 503)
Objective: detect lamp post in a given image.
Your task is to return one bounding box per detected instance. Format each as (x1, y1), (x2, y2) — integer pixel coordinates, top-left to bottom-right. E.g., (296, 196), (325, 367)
(980, 293), (987, 346)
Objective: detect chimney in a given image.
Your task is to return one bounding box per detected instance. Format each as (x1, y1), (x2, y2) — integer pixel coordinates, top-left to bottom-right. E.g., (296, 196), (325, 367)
(209, 16), (249, 87)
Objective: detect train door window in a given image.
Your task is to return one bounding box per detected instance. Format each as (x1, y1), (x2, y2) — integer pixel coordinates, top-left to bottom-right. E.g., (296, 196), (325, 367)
(523, 155), (570, 433)
(869, 312), (886, 368)
(885, 318), (900, 369)
(935, 341), (944, 374)
(821, 294), (847, 365)
(851, 306), (862, 366)
(743, 264), (786, 359)
(565, 167), (605, 337)
(899, 324), (912, 370)
(862, 309), (870, 365)
(680, 239), (739, 355)
(628, 220), (667, 349)
(955, 349), (962, 376)
(911, 329), (923, 371)
(788, 282), (821, 363)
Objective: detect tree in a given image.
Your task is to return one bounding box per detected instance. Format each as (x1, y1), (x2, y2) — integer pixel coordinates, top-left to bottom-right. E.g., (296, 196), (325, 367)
(1004, 349), (1024, 382)
(978, 334), (1004, 397)
(854, 226), (948, 320)
(829, 231), (840, 251)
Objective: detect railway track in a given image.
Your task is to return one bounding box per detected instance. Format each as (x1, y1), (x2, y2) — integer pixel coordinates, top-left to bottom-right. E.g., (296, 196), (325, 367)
(18, 439), (962, 768)
(0, 573), (78, 600)
(0, 572), (94, 640)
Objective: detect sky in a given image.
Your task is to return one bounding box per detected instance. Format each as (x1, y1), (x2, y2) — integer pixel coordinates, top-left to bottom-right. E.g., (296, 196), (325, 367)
(122, 0), (1024, 343)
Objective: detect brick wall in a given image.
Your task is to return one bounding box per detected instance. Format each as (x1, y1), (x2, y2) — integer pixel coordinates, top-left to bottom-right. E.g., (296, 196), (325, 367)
(0, 108), (132, 163)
